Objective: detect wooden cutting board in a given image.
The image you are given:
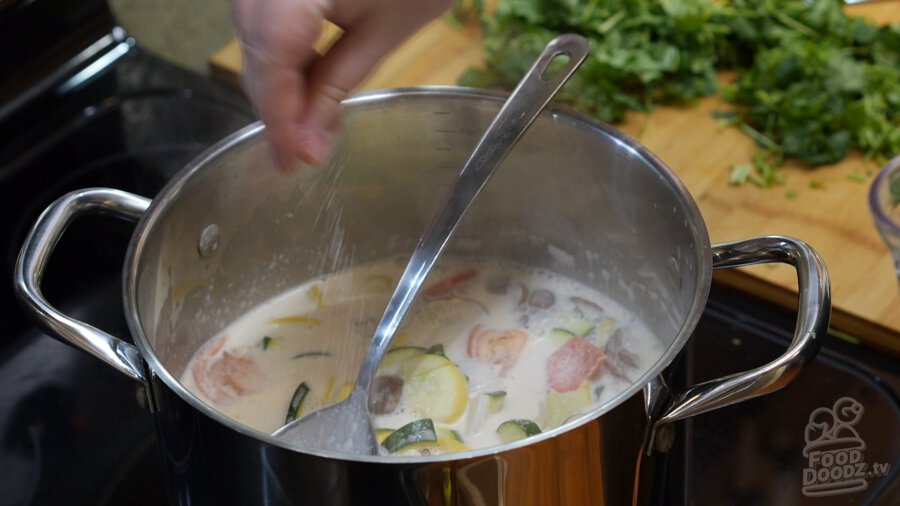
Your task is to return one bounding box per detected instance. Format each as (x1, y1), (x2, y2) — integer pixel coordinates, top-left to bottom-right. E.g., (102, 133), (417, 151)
(209, 4), (900, 355)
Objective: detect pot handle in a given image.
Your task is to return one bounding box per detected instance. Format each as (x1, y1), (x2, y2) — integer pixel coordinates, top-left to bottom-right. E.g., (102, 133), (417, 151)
(654, 235), (830, 426)
(14, 188), (151, 382)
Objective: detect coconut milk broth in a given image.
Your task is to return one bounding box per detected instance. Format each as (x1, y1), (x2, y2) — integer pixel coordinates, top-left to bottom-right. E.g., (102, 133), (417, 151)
(180, 258), (664, 453)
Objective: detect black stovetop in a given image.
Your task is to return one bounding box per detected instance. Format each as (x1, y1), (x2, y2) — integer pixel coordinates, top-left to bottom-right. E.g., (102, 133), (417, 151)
(1, 9), (898, 505)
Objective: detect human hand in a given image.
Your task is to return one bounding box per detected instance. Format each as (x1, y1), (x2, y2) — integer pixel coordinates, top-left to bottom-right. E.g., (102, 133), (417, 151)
(233, 0), (454, 169)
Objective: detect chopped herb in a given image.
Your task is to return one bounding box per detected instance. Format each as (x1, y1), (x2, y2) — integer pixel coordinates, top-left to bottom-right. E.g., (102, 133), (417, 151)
(810, 179), (827, 190)
(730, 163), (753, 186)
(786, 190), (798, 199)
(847, 170), (867, 183)
(462, 0), (900, 181)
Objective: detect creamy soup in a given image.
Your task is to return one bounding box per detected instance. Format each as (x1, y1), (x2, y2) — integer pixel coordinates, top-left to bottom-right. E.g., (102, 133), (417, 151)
(181, 258), (664, 455)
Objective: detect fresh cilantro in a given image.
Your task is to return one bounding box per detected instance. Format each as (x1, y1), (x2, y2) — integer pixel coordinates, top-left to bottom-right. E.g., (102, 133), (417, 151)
(461, 0), (900, 180)
(847, 170), (867, 183)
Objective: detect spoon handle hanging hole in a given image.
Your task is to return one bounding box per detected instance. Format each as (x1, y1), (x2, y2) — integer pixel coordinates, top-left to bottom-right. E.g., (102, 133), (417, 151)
(540, 51), (572, 82)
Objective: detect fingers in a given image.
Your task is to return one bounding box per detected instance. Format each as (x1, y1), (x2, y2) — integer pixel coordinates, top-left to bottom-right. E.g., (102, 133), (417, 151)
(234, 0), (454, 169)
(296, 22), (408, 161)
(297, 4), (455, 162)
(234, 0), (330, 169)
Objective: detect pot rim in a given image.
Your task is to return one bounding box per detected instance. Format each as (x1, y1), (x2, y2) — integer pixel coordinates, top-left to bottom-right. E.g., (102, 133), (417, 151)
(123, 86), (713, 464)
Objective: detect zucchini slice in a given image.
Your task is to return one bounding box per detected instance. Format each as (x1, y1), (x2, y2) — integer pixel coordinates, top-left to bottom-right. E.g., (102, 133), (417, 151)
(496, 419), (542, 444)
(284, 382), (310, 424)
(377, 346), (426, 377)
(381, 418), (438, 453)
(486, 391), (507, 414)
(403, 354), (469, 423)
(544, 383), (592, 428)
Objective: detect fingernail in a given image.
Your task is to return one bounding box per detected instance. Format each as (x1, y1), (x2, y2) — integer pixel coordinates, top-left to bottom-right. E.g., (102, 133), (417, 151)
(296, 128), (333, 167)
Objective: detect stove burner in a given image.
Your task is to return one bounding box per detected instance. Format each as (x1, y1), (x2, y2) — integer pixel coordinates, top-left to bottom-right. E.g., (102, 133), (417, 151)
(0, 27), (252, 505)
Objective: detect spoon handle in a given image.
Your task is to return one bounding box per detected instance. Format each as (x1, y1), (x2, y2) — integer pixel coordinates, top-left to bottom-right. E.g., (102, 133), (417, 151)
(352, 35), (590, 396)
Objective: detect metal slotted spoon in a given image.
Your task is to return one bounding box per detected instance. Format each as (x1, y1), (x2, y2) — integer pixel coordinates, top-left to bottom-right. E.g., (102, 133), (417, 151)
(272, 34), (590, 455)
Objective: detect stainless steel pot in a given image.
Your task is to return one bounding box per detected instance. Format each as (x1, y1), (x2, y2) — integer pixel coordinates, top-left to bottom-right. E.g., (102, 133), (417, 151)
(15, 88), (830, 505)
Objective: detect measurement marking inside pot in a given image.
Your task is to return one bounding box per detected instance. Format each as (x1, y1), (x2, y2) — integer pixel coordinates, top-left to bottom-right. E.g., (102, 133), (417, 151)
(435, 147), (451, 152)
(434, 129), (457, 134)
(432, 111), (451, 115)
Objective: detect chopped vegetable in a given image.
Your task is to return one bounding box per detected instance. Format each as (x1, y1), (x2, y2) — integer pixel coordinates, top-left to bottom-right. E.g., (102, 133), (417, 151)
(486, 391), (507, 414)
(336, 382), (353, 402)
(292, 351), (332, 359)
(847, 170), (867, 183)
(592, 319), (617, 347)
(496, 419), (542, 444)
(570, 320), (597, 339)
(549, 327), (576, 347)
(260, 336), (280, 350)
(426, 343), (446, 357)
(379, 347), (468, 422)
(437, 427), (464, 443)
(547, 336), (607, 392)
(544, 384), (593, 428)
(403, 354), (470, 423)
(381, 418), (438, 453)
(284, 382), (310, 424)
(381, 425), (470, 455)
(376, 428), (395, 444)
(365, 274), (394, 292)
(422, 269), (477, 299)
(378, 346), (427, 377)
(307, 285), (324, 311)
(465, 393), (490, 434)
(461, 0), (900, 181)
(552, 318), (608, 347)
(269, 316), (321, 326)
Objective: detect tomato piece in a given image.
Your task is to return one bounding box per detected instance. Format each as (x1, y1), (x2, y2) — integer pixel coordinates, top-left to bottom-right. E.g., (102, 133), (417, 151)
(467, 326), (529, 376)
(546, 336), (606, 392)
(421, 269), (477, 299)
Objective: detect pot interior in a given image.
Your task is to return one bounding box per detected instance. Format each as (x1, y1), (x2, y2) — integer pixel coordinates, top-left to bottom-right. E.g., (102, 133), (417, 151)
(127, 88), (711, 456)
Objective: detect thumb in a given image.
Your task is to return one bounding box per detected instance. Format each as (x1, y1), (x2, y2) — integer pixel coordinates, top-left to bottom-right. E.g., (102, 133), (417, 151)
(294, 15), (442, 165)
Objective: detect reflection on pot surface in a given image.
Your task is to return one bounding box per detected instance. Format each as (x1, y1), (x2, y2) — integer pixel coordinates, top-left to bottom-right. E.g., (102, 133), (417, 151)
(181, 257), (665, 454)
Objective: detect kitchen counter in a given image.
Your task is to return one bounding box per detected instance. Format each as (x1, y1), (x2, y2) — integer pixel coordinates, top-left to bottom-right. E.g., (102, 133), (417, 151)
(209, 3), (900, 355)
